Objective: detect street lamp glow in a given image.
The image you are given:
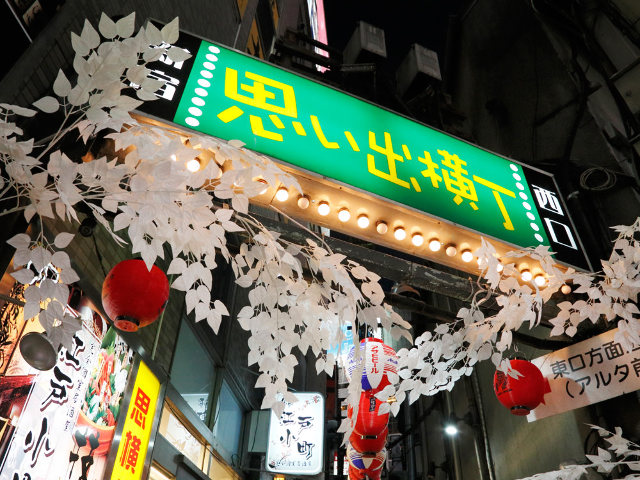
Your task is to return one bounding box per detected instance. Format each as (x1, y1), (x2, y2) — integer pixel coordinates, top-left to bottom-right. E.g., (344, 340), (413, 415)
(445, 424), (458, 436)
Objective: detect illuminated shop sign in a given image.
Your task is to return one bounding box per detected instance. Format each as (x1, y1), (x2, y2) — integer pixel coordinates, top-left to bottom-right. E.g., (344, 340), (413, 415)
(0, 289), (135, 480)
(138, 32), (590, 270)
(111, 360), (160, 480)
(527, 328), (640, 421)
(266, 392), (324, 475)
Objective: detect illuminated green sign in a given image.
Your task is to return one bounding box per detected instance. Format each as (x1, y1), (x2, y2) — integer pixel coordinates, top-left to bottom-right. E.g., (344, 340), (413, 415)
(140, 35), (590, 270)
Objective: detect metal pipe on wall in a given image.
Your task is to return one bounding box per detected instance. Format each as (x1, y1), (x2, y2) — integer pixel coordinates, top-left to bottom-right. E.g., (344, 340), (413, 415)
(403, 403), (417, 480)
(443, 391), (463, 480)
(467, 373), (496, 480)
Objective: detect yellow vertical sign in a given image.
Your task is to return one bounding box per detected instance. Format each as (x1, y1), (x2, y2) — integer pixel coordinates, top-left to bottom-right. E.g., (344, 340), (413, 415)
(111, 360), (161, 480)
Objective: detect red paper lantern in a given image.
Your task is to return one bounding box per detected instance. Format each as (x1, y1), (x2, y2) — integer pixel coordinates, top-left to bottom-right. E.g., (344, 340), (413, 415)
(347, 444), (386, 474)
(493, 358), (548, 415)
(347, 391), (389, 436)
(349, 465), (382, 480)
(348, 465), (366, 480)
(102, 259), (169, 332)
(347, 338), (398, 393)
(349, 426), (388, 453)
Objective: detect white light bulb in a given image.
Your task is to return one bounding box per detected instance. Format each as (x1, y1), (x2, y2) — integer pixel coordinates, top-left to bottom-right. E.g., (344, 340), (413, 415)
(186, 159), (201, 172)
(534, 274), (546, 287)
(357, 215), (370, 228)
(444, 425), (458, 436)
(297, 196), (310, 209)
(496, 262), (504, 273)
(376, 222), (388, 234)
(411, 233), (424, 247)
(338, 208), (351, 222)
(429, 239), (441, 252)
(394, 227), (406, 241)
(461, 250), (473, 262)
(318, 202), (330, 216)
(275, 187), (289, 202)
(561, 284), (572, 295)
(445, 245), (457, 257)
(521, 270), (532, 282)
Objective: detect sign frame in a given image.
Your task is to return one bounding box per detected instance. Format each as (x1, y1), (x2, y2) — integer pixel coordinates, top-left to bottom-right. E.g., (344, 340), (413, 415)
(265, 391), (325, 476)
(136, 23), (592, 271)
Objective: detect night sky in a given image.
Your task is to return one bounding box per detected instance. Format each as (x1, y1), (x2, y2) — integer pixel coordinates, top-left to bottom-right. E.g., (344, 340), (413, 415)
(323, 0), (465, 67)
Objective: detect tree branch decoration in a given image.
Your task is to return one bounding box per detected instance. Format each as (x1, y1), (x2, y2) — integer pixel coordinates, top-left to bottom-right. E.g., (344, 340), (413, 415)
(1, 13), (639, 446)
(515, 425), (640, 479)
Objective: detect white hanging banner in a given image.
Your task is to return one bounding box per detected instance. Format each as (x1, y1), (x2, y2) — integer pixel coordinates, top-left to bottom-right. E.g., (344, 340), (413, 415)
(266, 392), (324, 475)
(527, 328), (640, 421)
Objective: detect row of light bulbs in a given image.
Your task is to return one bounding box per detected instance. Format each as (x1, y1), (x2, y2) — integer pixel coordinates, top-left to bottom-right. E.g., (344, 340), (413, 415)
(177, 156), (571, 291)
(275, 187), (480, 263)
(274, 187), (566, 289)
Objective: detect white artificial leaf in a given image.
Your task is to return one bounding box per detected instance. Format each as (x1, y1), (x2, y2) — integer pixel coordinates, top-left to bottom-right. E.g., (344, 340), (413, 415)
(33, 96), (59, 113)
(53, 70), (72, 97)
(144, 22), (162, 45)
(6, 233), (31, 250)
(98, 12), (117, 39)
(167, 46), (191, 63)
(70, 32), (90, 56)
(11, 268), (35, 285)
(167, 257), (187, 275)
(116, 12), (135, 38)
(81, 19), (100, 49)
(213, 299), (229, 316)
(161, 17), (179, 44)
(228, 139), (245, 148)
(54, 232), (74, 248)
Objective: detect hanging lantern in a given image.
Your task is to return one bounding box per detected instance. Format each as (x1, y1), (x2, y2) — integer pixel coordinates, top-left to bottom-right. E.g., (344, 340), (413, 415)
(102, 259), (169, 332)
(349, 465), (383, 480)
(347, 391), (389, 436)
(19, 332), (56, 370)
(493, 358), (549, 415)
(349, 426), (388, 453)
(347, 338), (398, 393)
(348, 465), (366, 480)
(347, 444), (386, 475)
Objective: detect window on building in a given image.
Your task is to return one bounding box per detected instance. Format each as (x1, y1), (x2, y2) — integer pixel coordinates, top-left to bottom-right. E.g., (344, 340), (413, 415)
(158, 400), (207, 469)
(149, 462), (175, 480)
(212, 380), (244, 464)
(170, 320), (216, 422)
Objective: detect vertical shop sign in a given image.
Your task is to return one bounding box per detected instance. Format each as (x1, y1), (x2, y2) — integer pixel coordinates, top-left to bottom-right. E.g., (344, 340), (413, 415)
(111, 361), (160, 480)
(0, 288), (135, 480)
(266, 392), (324, 475)
(527, 328), (640, 421)
(0, 328), (99, 479)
